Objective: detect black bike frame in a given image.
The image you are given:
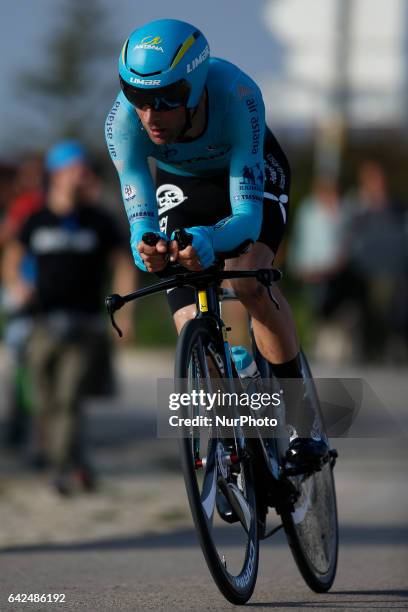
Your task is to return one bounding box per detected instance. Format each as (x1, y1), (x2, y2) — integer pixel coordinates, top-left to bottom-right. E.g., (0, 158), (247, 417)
(105, 266), (281, 338)
(106, 264), (285, 471)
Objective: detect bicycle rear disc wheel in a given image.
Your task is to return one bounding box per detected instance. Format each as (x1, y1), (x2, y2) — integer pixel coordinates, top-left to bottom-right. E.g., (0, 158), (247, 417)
(281, 351), (338, 592)
(175, 318), (259, 604)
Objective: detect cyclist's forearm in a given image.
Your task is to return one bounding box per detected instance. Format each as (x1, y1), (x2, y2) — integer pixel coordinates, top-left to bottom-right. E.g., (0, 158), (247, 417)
(211, 206), (263, 253)
(105, 93), (158, 228)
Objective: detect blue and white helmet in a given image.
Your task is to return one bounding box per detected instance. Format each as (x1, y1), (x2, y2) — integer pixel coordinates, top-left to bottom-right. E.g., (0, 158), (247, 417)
(119, 19), (210, 110)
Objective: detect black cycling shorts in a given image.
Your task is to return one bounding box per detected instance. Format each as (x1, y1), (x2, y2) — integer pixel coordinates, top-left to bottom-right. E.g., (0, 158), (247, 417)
(155, 128), (291, 315)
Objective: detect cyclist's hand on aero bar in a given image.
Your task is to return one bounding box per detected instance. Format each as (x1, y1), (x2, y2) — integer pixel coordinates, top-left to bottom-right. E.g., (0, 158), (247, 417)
(168, 239), (201, 271)
(170, 226), (215, 271)
(138, 236), (168, 272)
(132, 228), (168, 273)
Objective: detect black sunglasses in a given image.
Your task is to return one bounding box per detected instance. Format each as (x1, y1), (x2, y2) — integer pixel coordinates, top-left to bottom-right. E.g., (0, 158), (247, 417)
(120, 77), (191, 111)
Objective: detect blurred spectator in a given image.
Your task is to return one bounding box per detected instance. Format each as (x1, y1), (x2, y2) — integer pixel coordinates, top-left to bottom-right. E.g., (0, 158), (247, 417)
(0, 155), (44, 247)
(343, 160), (408, 362)
(288, 177), (348, 307)
(2, 141), (136, 494)
(288, 178), (353, 362)
(1, 155), (45, 446)
(0, 163), (17, 239)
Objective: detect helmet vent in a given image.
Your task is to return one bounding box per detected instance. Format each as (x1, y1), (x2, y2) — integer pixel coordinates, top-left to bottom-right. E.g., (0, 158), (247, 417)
(169, 32), (201, 69)
(122, 38), (130, 66)
(169, 44), (182, 68)
(129, 68), (162, 77)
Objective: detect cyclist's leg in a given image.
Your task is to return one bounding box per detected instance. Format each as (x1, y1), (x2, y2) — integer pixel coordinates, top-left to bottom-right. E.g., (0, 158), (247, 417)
(225, 133), (327, 456)
(226, 246), (326, 458)
(173, 303), (196, 334)
(226, 127), (298, 365)
(225, 241), (299, 363)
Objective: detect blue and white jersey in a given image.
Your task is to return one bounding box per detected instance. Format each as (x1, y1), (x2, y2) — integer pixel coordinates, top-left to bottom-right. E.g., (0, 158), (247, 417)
(105, 58), (266, 253)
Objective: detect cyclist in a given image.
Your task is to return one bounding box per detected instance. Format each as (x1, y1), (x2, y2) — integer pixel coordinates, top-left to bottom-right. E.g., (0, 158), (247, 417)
(105, 18), (328, 464)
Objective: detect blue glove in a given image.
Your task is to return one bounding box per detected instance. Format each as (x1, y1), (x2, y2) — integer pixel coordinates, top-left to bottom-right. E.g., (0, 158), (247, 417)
(130, 225), (168, 272)
(172, 226), (215, 269)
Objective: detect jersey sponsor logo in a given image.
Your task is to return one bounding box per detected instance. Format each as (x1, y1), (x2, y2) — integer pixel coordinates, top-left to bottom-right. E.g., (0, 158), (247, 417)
(129, 77), (161, 86)
(246, 97), (261, 155)
(156, 184), (188, 215)
(128, 211), (154, 223)
(142, 36), (162, 45)
(123, 184), (137, 202)
(240, 163), (264, 187)
(263, 192), (288, 223)
(279, 202), (287, 224)
(264, 153), (287, 190)
(159, 215), (168, 234)
(263, 192), (288, 204)
(233, 194), (263, 202)
(237, 84), (254, 99)
(127, 202), (150, 222)
(246, 97), (257, 113)
(186, 45), (210, 74)
(168, 146), (231, 167)
(250, 116), (261, 154)
(105, 100), (121, 140)
(108, 143), (117, 159)
(31, 228), (98, 254)
(134, 36), (164, 53)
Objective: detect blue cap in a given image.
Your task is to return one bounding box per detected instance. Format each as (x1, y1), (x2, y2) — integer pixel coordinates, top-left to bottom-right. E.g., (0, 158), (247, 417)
(45, 140), (87, 172)
(231, 346), (253, 371)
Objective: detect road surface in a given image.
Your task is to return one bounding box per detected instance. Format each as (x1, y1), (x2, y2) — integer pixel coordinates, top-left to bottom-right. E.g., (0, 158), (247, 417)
(0, 350), (407, 611)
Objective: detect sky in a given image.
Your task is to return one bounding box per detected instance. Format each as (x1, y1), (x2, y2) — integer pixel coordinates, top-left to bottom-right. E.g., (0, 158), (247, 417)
(0, 0), (406, 159)
(0, 0), (285, 157)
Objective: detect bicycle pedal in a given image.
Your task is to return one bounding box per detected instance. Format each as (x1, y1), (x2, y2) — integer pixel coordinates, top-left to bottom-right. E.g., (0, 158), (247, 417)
(282, 459), (322, 477)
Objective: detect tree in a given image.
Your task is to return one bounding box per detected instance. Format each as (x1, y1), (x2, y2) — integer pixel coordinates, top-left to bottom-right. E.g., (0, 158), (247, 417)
(16, 0), (117, 149)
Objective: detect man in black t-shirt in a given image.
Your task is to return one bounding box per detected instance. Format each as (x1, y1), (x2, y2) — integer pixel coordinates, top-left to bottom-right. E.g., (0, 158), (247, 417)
(19, 195), (123, 313)
(4, 141), (136, 494)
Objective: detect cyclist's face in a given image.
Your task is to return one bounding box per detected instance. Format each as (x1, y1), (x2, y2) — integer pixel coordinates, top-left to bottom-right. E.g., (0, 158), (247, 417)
(134, 105), (186, 144)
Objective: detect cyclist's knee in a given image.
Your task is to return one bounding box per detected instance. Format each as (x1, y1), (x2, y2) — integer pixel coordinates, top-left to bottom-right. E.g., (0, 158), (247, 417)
(229, 278), (265, 306)
(173, 303), (196, 334)
(226, 241), (274, 271)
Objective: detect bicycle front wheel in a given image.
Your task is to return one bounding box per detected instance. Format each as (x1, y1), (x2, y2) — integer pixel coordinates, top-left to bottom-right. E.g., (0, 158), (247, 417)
(175, 318), (259, 605)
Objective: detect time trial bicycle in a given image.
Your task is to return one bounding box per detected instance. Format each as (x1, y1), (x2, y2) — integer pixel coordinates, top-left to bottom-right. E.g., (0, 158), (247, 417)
(105, 229), (338, 605)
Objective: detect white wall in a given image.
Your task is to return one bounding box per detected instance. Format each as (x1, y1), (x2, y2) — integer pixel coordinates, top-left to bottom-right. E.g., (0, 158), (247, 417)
(261, 0), (406, 126)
